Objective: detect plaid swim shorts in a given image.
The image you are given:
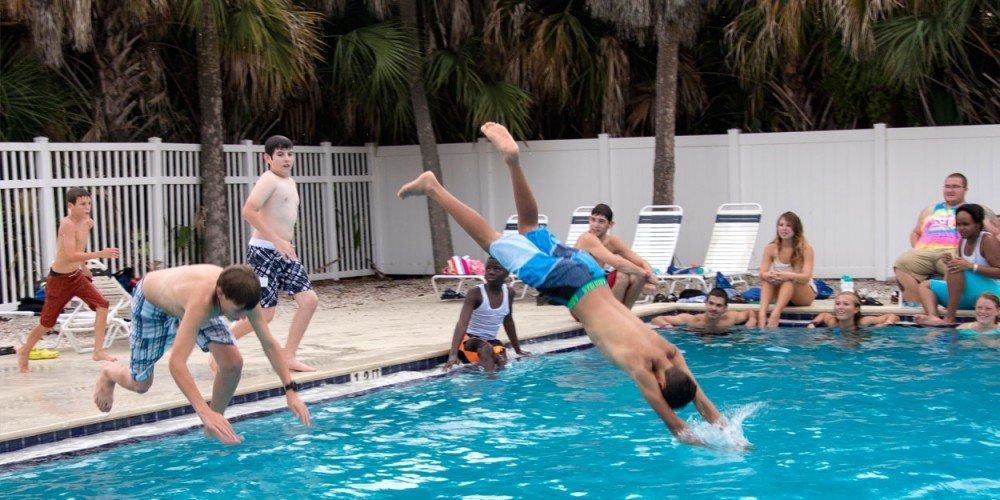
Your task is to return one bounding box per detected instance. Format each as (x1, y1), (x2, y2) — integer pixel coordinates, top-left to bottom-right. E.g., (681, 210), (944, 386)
(129, 280), (235, 382)
(246, 238), (313, 308)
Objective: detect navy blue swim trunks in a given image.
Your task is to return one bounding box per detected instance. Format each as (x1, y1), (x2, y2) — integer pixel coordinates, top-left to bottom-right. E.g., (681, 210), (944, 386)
(246, 238), (313, 308)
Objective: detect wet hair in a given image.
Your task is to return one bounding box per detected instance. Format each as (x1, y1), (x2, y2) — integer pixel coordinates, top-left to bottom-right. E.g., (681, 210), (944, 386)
(946, 173), (968, 188)
(661, 367), (697, 409)
(264, 135), (293, 156)
(978, 292), (1000, 310)
(707, 287), (729, 305)
(65, 187), (91, 205)
(956, 204), (985, 233)
(216, 264), (262, 310)
(770, 211), (807, 269)
(591, 204), (613, 222)
(836, 291), (863, 327)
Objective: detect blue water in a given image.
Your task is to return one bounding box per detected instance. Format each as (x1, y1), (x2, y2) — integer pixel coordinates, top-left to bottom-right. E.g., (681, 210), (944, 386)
(3, 327), (1000, 498)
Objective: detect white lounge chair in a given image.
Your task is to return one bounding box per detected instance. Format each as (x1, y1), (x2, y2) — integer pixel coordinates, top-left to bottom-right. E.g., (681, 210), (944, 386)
(564, 206), (593, 248)
(629, 205), (683, 297)
(660, 203), (762, 293)
(430, 269), (486, 300)
(502, 214), (548, 299)
(16, 259), (131, 353)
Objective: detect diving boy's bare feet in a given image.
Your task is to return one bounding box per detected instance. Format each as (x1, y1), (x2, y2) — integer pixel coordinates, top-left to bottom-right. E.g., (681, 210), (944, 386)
(287, 358), (317, 372)
(94, 366), (116, 412)
(480, 122), (519, 161)
(15, 347), (29, 373)
(397, 171), (440, 199)
(93, 349), (117, 363)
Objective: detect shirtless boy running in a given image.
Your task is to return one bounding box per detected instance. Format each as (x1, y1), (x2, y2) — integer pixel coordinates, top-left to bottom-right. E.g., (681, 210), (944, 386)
(652, 288), (757, 331)
(93, 264), (311, 444)
(227, 135), (319, 372)
(399, 123), (730, 446)
(17, 187), (120, 372)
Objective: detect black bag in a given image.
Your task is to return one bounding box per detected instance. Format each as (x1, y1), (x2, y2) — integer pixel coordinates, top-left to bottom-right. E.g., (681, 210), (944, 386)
(16, 296), (44, 313)
(113, 267), (136, 294)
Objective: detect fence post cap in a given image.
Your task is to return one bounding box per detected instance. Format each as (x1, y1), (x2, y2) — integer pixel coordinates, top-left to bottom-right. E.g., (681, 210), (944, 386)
(33, 136), (49, 143)
(148, 137), (162, 143)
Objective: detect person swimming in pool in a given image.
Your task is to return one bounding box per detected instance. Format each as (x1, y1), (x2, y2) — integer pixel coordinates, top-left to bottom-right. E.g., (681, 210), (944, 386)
(955, 292), (999, 333)
(443, 257), (529, 373)
(651, 288), (757, 331)
(399, 122), (733, 447)
(806, 291), (900, 332)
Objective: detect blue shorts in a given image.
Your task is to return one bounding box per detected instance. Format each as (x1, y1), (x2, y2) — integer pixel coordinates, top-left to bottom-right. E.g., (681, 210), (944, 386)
(929, 270), (1000, 310)
(247, 238), (313, 308)
(489, 227), (605, 309)
(129, 280), (235, 382)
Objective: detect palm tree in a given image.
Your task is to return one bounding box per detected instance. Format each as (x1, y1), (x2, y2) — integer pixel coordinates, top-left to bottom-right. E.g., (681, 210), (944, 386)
(175, 0), (324, 265)
(585, 0), (716, 204)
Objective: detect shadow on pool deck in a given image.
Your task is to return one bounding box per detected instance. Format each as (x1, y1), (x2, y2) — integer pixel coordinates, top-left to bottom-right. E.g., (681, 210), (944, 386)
(0, 294), (950, 452)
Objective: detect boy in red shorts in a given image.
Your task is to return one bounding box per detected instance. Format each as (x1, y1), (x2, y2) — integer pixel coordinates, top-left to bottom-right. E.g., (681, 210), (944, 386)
(17, 188), (120, 372)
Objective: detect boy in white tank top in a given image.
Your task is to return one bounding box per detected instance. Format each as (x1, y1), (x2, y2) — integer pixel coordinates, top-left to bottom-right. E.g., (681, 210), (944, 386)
(444, 258), (529, 373)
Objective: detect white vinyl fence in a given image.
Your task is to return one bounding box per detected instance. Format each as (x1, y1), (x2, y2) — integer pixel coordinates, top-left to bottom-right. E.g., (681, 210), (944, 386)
(372, 124), (1000, 279)
(0, 139), (376, 308)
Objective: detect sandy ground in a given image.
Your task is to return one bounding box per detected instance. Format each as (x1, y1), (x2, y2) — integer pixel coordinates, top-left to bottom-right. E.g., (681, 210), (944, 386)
(0, 275), (901, 351)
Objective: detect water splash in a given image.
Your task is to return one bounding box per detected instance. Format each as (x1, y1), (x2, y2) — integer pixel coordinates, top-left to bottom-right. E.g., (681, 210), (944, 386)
(687, 402), (764, 452)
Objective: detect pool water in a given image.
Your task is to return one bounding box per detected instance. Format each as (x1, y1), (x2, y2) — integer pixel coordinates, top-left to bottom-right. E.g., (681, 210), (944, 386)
(3, 327), (999, 498)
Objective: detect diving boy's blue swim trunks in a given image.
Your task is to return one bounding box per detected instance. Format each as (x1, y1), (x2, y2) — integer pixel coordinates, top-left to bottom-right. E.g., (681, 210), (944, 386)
(128, 280), (235, 382)
(489, 227), (606, 309)
(246, 237), (313, 308)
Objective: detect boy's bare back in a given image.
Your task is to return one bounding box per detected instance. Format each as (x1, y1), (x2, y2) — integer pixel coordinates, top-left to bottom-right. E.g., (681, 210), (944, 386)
(138, 265), (223, 318)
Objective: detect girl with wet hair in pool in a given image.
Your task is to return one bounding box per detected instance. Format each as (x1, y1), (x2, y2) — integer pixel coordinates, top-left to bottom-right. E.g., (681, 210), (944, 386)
(806, 291), (900, 332)
(915, 203), (1000, 326)
(757, 211), (816, 327)
(955, 292), (1000, 333)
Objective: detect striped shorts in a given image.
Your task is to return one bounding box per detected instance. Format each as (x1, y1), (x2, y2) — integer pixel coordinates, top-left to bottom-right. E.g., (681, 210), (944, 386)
(129, 280), (235, 382)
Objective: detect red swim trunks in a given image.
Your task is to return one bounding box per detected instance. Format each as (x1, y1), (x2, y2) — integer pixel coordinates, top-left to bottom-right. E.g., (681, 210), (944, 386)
(39, 269), (109, 328)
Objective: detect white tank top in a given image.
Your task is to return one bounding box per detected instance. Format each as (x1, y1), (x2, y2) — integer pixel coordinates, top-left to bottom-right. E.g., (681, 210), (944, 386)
(960, 231), (990, 267)
(466, 284), (510, 341)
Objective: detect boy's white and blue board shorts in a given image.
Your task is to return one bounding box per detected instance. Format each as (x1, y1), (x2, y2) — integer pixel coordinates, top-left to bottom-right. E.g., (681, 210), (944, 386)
(129, 280), (236, 382)
(489, 227), (606, 310)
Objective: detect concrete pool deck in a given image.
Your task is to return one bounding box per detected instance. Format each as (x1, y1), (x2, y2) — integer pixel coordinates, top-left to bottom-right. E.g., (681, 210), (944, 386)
(0, 294), (952, 453)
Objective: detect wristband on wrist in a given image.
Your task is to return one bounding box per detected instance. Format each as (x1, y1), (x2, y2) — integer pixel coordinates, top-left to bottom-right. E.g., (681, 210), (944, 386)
(283, 380), (300, 393)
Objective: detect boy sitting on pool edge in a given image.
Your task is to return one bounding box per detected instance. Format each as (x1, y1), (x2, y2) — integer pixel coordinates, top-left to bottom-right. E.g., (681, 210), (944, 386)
(399, 122), (732, 447)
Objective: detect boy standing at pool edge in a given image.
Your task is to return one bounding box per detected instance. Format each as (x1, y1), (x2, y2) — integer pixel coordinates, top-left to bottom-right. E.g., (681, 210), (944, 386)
(227, 135), (319, 372)
(399, 122), (728, 446)
(17, 187), (120, 372)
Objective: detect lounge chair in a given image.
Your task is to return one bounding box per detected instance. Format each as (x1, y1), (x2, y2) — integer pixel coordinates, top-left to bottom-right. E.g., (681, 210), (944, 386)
(564, 206), (593, 248)
(503, 214), (548, 299)
(629, 205), (683, 297)
(16, 259), (131, 352)
(660, 203), (762, 293)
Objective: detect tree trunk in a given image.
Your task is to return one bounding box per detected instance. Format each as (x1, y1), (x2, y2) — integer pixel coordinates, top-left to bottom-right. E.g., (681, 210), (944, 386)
(196, 6), (229, 266)
(399, 0), (454, 271)
(652, 16), (680, 205)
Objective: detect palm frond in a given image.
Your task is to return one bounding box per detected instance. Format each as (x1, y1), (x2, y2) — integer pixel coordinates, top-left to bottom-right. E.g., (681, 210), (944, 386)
(468, 81), (532, 139)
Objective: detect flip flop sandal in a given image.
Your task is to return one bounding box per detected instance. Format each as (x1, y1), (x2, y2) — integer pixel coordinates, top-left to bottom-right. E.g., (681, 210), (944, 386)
(28, 348), (60, 360)
(861, 297), (883, 306)
(0, 346), (15, 356)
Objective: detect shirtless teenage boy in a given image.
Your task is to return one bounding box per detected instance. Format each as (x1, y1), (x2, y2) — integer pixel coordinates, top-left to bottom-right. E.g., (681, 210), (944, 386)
(227, 136), (319, 372)
(575, 204), (653, 309)
(93, 264), (311, 444)
(399, 123), (730, 446)
(651, 288), (756, 331)
(17, 187), (120, 372)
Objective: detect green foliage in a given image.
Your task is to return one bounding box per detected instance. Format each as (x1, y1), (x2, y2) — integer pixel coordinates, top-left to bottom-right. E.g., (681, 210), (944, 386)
(0, 36), (88, 141)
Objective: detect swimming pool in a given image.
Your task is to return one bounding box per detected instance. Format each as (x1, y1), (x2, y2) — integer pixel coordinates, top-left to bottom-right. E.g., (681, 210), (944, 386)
(2, 326), (998, 497)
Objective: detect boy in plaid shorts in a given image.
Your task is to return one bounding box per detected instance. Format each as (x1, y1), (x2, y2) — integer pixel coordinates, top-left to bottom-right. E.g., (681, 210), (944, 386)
(17, 187), (120, 372)
(93, 264), (311, 444)
(226, 135), (319, 372)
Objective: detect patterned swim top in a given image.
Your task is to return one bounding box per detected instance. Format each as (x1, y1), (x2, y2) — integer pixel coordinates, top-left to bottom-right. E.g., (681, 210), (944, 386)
(915, 202), (959, 251)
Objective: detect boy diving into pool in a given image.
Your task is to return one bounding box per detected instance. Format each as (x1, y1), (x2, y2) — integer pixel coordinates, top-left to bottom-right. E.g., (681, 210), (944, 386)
(93, 264), (311, 444)
(399, 122), (727, 446)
